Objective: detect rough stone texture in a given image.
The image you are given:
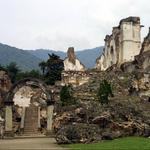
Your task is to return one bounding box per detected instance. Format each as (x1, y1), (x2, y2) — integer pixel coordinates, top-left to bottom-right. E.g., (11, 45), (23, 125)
(96, 16), (141, 71)
(124, 27), (150, 73)
(61, 71), (90, 87)
(64, 47), (86, 71)
(0, 71), (12, 106)
(67, 47), (76, 65)
(140, 28), (150, 54)
(55, 70), (150, 144)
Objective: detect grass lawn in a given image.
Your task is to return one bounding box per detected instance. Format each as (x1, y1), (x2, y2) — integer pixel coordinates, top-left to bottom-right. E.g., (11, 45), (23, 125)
(64, 137), (150, 150)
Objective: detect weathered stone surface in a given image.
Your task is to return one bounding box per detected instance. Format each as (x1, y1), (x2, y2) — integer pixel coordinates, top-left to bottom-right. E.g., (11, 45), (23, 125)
(55, 71), (150, 144)
(64, 47), (86, 71)
(55, 123), (101, 144)
(61, 71), (90, 87)
(96, 16), (141, 71)
(140, 27), (150, 53)
(67, 47), (76, 65)
(92, 111), (111, 128)
(0, 70), (12, 92)
(0, 71), (12, 106)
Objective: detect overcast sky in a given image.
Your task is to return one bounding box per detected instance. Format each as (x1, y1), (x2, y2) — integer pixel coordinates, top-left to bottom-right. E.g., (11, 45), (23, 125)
(0, 0), (150, 51)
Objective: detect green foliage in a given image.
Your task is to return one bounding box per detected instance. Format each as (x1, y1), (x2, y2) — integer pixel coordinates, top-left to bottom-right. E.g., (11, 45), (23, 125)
(0, 62), (42, 83)
(0, 53), (63, 85)
(97, 80), (113, 105)
(60, 85), (75, 106)
(39, 61), (47, 75)
(0, 64), (6, 71)
(6, 62), (20, 83)
(16, 70), (42, 81)
(39, 53), (64, 85)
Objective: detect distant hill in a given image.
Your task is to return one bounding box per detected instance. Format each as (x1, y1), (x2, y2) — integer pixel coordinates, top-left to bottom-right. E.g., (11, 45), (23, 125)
(0, 43), (42, 71)
(0, 43), (103, 71)
(29, 47), (103, 69)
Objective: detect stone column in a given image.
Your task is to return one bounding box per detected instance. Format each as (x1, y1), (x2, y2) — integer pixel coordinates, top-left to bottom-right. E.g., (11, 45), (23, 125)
(46, 100), (54, 136)
(20, 107), (26, 133)
(4, 101), (14, 137)
(38, 107), (41, 129)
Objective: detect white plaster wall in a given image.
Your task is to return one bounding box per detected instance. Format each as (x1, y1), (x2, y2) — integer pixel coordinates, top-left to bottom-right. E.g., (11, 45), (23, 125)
(96, 19), (141, 70)
(120, 22), (141, 63)
(96, 54), (105, 70)
(13, 86), (34, 107)
(64, 58), (85, 71)
(122, 41), (141, 62)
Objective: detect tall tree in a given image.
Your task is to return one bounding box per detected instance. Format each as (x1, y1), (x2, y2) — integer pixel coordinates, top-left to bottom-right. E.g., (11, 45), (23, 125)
(39, 53), (64, 85)
(39, 61), (47, 75)
(6, 62), (20, 83)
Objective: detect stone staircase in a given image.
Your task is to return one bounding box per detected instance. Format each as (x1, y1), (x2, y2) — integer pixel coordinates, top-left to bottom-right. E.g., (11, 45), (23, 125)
(24, 105), (39, 135)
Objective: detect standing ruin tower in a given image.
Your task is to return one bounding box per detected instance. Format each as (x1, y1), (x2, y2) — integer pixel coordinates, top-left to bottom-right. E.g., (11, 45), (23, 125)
(96, 16), (142, 70)
(119, 17), (141, 64)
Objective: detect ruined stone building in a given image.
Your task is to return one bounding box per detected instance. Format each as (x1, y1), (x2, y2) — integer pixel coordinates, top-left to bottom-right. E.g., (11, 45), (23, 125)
(122, 28), (150, 73)
(62, 47), (90, 87)
(96, 17), (142, 70)
(64, 47), (85, 71)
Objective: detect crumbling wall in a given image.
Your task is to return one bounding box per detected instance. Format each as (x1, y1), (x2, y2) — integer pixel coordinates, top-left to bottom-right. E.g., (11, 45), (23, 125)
(96, 16), (141, 70)
(61, 71), (90, 87)
(0, 70), (12, 106)
(140, 28), (150, 54)
(64, 47), (86, 71)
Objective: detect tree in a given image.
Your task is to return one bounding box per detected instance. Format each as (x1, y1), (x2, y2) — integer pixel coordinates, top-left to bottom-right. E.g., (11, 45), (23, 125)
(97, 80), (113, 105)
(43, 53), (64, 85)
(6, 62), (20, 83)
(16, 70), (41, 81)
(0, 64), (6, 71)
(39, 61), (47, 75)
(60, 85), (75, 106)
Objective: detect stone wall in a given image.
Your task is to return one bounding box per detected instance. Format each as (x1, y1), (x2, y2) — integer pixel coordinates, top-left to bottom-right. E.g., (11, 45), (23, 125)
(0, 71), (12, 106)
(120, 29), (150, 73)
(61, 71), (91, 87)
(96, 17), (141, 70)
(64, 47), (86, 71)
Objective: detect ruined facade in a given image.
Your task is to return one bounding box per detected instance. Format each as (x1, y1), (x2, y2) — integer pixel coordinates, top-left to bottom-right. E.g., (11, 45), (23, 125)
(62, 47), (88, 86)
(61, 71), (90, 87)
(121, 28), (150, 73)
(96, 17), (141, 70)
(64, 47), (86, 71)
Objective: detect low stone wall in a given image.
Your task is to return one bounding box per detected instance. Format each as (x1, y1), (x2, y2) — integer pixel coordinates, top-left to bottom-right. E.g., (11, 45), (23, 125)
(61, 71), (96, 87)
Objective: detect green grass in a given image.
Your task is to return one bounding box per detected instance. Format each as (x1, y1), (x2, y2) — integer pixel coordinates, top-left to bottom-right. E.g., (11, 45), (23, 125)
(64, 137), (150, 150)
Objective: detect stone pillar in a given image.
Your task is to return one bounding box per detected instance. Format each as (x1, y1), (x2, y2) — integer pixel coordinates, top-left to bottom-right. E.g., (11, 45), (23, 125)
(38, 107), (41, 129)
(4, 101), (14, 137)
(46, 100), (54, 136)
(20, 107), (26, 133)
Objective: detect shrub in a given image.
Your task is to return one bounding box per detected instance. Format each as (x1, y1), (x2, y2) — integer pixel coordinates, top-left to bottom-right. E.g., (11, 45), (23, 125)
(97, 80), (113, 105)
(60, 85), (75, 106)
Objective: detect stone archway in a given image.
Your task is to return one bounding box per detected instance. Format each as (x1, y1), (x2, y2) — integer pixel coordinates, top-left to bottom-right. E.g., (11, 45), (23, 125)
(4, 78), (54, 137)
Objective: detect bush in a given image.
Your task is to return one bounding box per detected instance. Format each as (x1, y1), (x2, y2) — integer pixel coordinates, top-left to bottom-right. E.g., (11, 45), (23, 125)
(60, 85), (75, 106)
(97, 80), (113, 105)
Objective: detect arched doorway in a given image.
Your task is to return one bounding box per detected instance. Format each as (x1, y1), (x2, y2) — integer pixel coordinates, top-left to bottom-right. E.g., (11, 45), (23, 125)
(4, 78), (54, 137)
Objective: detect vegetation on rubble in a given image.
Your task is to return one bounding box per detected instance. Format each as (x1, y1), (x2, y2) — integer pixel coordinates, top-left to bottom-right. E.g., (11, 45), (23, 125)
(60, 85), (75, 106)
(97, 80), (113, 105)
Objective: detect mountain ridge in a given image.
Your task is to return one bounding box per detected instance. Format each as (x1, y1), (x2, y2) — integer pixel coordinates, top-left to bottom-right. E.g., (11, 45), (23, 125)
(0, 43), (103, 71)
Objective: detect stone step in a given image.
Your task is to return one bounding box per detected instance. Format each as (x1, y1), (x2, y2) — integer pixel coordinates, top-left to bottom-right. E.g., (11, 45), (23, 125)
(23, 130), (39, 132)
(24, 106), (39, 134)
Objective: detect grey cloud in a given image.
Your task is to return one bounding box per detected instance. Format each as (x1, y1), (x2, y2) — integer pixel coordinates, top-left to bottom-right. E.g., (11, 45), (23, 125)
(0, 0), (150, 51)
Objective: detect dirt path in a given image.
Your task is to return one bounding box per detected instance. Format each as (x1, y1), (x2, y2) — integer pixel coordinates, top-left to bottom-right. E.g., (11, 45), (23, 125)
(0, 138), (69, 150)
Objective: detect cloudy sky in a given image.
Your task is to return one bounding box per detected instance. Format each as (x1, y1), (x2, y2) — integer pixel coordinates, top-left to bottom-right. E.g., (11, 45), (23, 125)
(0, 0), (150, 51)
